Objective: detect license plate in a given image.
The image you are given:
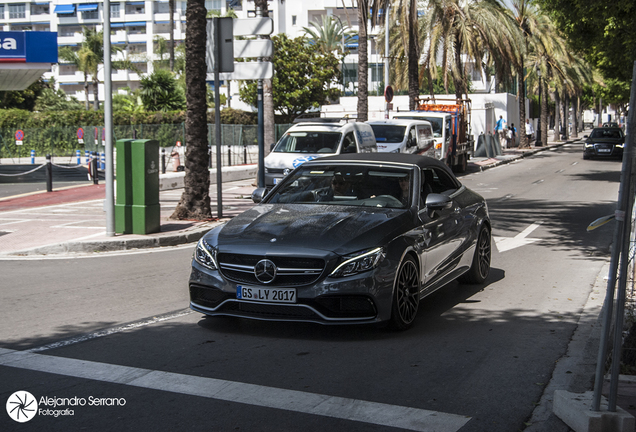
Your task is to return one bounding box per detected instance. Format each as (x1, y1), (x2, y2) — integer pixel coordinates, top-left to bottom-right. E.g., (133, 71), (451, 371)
(598, 148), (611, 153)
(236, 285), (296, 303)
(273, 178), (281, 184)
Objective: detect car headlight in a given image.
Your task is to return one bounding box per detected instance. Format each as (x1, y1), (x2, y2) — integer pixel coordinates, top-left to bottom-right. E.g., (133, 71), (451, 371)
(194, 238), (218, 270)
(330, 247), (385, 278)
(617, 143), (624, 148)
(585, 142), (594, 148)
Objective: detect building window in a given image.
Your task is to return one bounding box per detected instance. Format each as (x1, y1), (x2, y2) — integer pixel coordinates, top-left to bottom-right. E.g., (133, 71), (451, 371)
(126, 2), (145, 15)
(127, 43), (147, 54)
(82, 10), (99, 20)
(292, 15), (296, 26)
(30, 3), (49, 15)
(155, 2), (169, 13)
(111, 3), (120, 18)
(9, 4), (26, 19)
(127, 24), (146, 35)
(227, 0), (242, 11)
(0, 5), (5, 19)
(205, 0), (222, 12)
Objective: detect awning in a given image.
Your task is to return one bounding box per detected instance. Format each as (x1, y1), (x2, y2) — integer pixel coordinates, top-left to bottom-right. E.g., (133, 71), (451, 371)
(125, 22), (146, 27)
(54, 5), (75, 14)
(126, 2), (145, 5)
(77, 4), (98, 12)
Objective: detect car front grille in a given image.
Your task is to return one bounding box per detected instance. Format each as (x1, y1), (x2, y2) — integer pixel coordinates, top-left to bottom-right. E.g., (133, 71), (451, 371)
(217, 253), (325, 286)
(190, 284), (231, 309)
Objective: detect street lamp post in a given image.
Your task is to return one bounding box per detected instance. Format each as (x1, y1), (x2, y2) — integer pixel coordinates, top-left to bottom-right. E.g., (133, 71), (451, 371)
(536, 70), (543, 147)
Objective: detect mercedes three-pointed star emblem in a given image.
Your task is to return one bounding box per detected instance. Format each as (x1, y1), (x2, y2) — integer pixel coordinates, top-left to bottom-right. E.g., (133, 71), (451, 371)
(254, 259), (277, 284)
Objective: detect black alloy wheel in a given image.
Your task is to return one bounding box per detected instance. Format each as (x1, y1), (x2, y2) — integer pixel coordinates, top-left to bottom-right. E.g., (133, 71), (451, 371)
(459, 225), (491, 284)
(390, 256), (420, 330)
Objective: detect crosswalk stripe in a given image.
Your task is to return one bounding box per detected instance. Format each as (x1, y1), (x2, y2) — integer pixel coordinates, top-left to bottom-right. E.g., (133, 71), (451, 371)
(0, 347), (470, 431)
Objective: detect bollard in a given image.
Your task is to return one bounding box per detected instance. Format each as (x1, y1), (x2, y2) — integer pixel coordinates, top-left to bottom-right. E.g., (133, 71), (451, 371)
(45, 154), (52, 192)
(227, 145), (231, 166)
(85, 150), (90, 165)
(31, 149), (35, 164)
(161, 148), (166, 174)
(76, 149), (81, 165)
(100, 152), (105, 170)
(244, 145), (247, 165)
(91, 151), (98, 185)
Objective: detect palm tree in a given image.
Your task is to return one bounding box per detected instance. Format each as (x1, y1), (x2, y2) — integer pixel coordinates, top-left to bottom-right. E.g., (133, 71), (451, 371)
(81, 27), (105, 111)
(253, 0), (275, 153)
(171, 0), (211, 220)
(356, 0), (390, 122)
(169, 0), (175, 71)
(58, 45), (91, 110)
(422, 0), (518, 101)
(303, 15), (356, 57)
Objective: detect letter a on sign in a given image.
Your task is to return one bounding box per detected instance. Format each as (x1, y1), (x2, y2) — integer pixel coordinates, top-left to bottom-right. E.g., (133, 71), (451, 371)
(2, 38), (16, 50)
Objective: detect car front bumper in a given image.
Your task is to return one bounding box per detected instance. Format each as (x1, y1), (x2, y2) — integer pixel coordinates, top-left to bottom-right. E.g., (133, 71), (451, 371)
(188, 259), (396, 325)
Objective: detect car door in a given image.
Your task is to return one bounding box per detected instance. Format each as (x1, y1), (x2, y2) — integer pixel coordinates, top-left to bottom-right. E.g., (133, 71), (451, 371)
(418, 167), (465, 290)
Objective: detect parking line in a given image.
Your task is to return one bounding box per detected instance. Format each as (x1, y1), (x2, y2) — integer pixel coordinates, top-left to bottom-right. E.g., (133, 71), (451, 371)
(0, 348), (470, 431)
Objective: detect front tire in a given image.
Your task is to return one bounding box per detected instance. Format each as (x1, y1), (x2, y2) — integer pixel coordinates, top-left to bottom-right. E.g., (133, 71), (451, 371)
(390, 256), (420, 330)
(459, 225), (491, 284)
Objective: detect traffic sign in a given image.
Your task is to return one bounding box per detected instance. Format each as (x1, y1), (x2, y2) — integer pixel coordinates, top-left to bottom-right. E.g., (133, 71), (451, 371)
(233, 18), (273, 36)
(233, 39), (273, 58)
(15, 130), (23, 140)
(213, 61), (274, 81)
(77, 127), (84, 144)
(385, 85), (394, 103)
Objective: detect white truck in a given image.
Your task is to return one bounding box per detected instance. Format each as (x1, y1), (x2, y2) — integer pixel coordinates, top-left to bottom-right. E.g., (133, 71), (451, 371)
(366, 119), (435, 154)
(264, 118), (377, 188)
(391, 98), (474, 173)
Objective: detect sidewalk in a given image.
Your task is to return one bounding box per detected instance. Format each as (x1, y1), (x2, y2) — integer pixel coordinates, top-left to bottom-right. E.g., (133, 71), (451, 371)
(0, 138), (580, 258)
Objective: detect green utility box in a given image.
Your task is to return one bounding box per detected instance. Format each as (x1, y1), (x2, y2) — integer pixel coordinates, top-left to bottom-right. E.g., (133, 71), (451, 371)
(115, 139), (160, 234)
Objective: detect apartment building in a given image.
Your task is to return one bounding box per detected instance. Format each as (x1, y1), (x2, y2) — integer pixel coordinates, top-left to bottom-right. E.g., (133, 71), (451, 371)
(4, 1), (487, 105)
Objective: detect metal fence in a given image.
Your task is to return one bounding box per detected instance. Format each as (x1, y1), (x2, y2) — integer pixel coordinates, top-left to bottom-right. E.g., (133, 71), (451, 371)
(0, 123), (292, 168)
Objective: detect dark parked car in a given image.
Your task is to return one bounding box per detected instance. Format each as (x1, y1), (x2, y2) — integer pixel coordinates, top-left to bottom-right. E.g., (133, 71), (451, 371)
(584, 127), (624, 160)
(189, 153), (491, 330)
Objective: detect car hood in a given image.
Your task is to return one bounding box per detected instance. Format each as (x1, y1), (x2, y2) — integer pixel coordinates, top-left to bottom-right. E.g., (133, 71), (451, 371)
(264, 152), (334, 170)
(587, 137), (624, 144)
(213, 204), (411, 256)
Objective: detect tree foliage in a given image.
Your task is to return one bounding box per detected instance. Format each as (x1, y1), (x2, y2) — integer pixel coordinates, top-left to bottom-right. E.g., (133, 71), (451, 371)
(139, 69), (186, 112)
(238, 34), (340, 120)
(0, 79), (48, 110)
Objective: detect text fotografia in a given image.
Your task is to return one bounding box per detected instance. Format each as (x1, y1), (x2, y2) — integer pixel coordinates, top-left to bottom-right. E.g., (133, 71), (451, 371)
(39, 396), (126, 408)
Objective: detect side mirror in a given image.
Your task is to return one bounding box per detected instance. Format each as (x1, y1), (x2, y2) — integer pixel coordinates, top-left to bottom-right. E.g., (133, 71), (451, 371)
(270, 143), (276, 151)
(584, 135), (589, 138)
(425, 193), (453, 210)
(251, 187), (268, 204)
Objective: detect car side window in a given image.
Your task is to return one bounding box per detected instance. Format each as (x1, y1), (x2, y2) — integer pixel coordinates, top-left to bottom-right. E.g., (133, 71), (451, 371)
(342, 132), (357, 153)
(422, 167), (459, 197)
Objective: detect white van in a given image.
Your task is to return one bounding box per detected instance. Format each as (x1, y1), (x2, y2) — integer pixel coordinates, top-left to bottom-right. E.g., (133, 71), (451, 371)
(366, 119), (435, 155)
(264, 119), (377, 188)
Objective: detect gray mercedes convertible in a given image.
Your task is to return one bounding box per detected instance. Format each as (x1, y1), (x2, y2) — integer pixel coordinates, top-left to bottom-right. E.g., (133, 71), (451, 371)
(189, 153), (491, 330)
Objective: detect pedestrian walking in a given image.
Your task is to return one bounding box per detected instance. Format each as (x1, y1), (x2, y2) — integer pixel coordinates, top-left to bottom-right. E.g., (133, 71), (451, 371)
(525, 119), (534, 144)
(505, 124), (516, 149)
(495, 115), (507, 145)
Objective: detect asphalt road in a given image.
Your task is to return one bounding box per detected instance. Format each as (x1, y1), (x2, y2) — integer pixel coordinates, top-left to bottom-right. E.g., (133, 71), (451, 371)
(0, 142), (621, 431)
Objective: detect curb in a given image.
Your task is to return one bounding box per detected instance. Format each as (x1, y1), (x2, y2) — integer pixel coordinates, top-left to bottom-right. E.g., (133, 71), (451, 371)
(476, 139), (580, 172)
(4, 222), (222, 257)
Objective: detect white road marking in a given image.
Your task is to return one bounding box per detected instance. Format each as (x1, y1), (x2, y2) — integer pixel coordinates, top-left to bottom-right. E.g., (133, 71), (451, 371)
(27, 309), (194, 352)
(494, 222), (542, 252)
(0, 242), (195, 260)
(0, 347), (470, 431)
(0, 219), (31, 226)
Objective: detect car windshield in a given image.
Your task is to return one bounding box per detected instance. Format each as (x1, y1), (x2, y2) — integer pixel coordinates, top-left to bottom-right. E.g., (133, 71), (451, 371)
(394, 116), (443, 137)
(273, 132), (342, 153)
(590, 128), (623, 139)
(267, 165), (413, 209)
(369, 125), (406, 143)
